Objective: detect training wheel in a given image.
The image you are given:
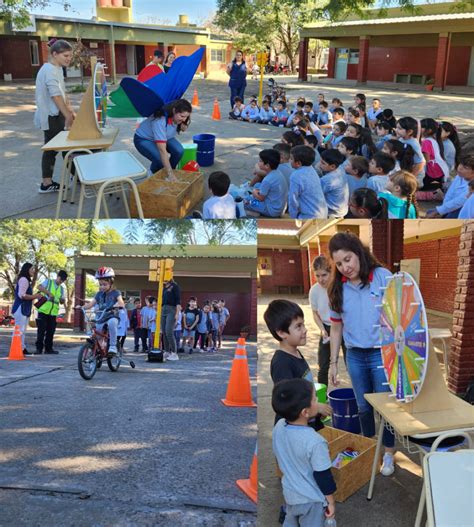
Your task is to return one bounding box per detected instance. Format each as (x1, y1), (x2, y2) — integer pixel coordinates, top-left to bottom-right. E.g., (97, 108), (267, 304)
(130, 361), (136, 368)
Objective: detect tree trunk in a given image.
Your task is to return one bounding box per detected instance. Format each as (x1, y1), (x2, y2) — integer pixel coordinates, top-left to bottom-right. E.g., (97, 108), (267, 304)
(65, 285), (75, 323)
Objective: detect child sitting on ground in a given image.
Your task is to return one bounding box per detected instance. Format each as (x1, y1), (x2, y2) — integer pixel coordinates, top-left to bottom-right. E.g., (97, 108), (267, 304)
(378, 170), (418, 219)
(229, 96), (244, 120)
(345, 155), (368, 197)
(286, 100), (305, 128)
(273, 143), (293, 186)
(324, 121), (346, 150)
(381, 139), (403, 175)
(271, 100), (289, 127)
(348, 188), (389, 219)
(420, 118), (450, 191)
(272, 378), (336, 527)
(257, 99), (275, 124)
(203, 171), (236, 219)
(288, 145), (328, 219)
(367, 98), (383, 130)
(367, 152), (395, 193)
(458, 179), (474, 219)
(241, 98), (260, 123)
(319, 149), (349, 218)
(316, 101), (333, 130)
(244, 149), (288, 217)
(337, 137), (359, 170)
(303, 101), (315, 122)
(375, 122), (394, 150)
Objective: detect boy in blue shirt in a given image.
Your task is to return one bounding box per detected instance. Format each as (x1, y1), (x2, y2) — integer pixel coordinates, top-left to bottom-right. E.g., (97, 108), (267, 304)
(337, 137), (359, 170)
(316, 101), (333, 131)
(241, 99), (260, 123)
(367, 98), (383, 130)
(272, 379), (336, 527)
(303, 101), (315, 122)
(345, 155), (369, 197)
(244, 149), (288, 217)
(271, 100), (289, 127)
(257, 99), (275, 124)
(319, 149), (349, 217)
(367, 152), (395, 193)
(286, 100), (305, 128)
(288, 145), (328, 219)
(273, 143), (293, 186)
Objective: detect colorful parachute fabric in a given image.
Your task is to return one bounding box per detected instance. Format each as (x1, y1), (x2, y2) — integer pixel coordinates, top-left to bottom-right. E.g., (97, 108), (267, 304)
(107, 48), (204, 118)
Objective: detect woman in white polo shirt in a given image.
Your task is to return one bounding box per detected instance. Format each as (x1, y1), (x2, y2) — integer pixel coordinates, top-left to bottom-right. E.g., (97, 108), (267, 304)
(327, 232), (396, 477)
(133, 98), (192, 180)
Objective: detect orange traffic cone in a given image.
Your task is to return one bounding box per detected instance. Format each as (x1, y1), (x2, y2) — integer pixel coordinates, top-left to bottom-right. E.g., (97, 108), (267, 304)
(8, 325), (24, 361)
(191, 89), (199, 107)
(221, 338), (256, 407)
(236, 443), (258, 503)
(212, 97), (221, 120)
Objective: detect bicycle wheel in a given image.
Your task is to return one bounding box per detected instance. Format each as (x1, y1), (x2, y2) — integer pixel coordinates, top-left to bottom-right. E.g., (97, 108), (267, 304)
(107, 346), (122, 372)
(78, 342), (98, 380)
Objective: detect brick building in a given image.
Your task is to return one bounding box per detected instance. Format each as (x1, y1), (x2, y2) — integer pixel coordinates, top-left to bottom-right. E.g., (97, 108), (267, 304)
(298, 2), (474, 90)
(0, 2), (235, 82)
(74, 244), (257, 338)
(258, 218), (474, 394)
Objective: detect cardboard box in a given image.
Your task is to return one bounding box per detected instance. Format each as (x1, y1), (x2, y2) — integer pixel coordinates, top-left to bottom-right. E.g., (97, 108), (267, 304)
(319, 426), (379, 502)
(130, 168), (204, 218)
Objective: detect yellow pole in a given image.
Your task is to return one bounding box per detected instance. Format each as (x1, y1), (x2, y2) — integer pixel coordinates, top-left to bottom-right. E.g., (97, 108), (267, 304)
(258, 64), (264, 107)
(153, 262), (165, 349)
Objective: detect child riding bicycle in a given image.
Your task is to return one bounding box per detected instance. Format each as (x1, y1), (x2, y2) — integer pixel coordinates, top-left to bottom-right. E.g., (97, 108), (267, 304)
(81, 267), (125, 356)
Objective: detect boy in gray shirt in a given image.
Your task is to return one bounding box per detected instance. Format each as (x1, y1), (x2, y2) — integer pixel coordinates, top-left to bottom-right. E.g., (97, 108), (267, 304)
(272, 378), (336, 526)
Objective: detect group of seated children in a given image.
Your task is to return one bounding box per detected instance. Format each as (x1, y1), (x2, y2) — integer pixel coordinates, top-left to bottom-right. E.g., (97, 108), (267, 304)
(218, 91), (472, 219)
(129, 296), (230, 355)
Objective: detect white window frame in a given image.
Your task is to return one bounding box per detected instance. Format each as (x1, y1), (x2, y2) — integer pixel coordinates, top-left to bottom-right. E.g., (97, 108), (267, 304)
(210, 49), (225, 63)
(29, 40), (40, 66)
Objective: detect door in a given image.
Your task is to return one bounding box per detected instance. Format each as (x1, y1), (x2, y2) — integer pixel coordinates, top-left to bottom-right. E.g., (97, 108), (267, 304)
(335, 48), (349, 80)
(126, 45), (136, 75)
(468, 46), (474, 87)
(135, 45), (145, 72)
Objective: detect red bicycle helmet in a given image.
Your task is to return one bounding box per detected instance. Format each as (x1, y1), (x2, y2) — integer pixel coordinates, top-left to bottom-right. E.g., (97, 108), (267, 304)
(95, 267), (115, 279)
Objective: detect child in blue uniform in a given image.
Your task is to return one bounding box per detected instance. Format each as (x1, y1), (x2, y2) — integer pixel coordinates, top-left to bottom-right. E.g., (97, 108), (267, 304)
(367, 152), (395, 193)
(319, 150), (349, 218)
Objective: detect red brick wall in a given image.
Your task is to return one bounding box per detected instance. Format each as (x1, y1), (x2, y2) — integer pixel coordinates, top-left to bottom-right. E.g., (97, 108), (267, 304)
(367, 46), (437, 82)
(114, 44), (128, 74)
(449, 222), (474, 394)
(308, 243), (330, 286)
(259, 249), (304, 294)
(403, 235), (459, 314)
(446, 46), (470, 86)
(0, 37), (40, 79)
(327, 48), (336, 79)
(347, 63), (358, 80)
(144, 45), (157, 65)
(174, 44), (202, 71)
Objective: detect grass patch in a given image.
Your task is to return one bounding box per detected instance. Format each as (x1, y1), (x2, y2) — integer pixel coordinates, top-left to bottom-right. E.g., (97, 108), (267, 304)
(67, 84), (87, 94)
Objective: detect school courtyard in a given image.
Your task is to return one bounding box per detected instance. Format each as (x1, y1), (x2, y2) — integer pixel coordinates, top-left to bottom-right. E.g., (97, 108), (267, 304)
(0, 326), (257, 526)
(1, 76), (473, 219)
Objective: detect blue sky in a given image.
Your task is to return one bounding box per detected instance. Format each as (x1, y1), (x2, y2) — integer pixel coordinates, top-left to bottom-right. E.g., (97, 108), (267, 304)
(34, 0), (218, 23)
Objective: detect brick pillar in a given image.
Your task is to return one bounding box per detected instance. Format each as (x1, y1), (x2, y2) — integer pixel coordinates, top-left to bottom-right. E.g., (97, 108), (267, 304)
(74, 270), (86, 330)
(327, 47), (336, 79)
(298, 38), (309, 82)
(371, 220), (404, 272)
(200, 45), (208, 77)
(357, 36), (370, 84)
(434, 32), (451, 91)
(40, 40), (50, 64)
(449, 221), (474, 394)
(301, 248), (311, 294)
(250, 277), (257, 337)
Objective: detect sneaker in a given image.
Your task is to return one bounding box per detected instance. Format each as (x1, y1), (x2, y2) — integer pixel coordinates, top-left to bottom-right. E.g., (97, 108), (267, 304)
(39, 181), (61, 193)
(44, 349), (59, 354)
(23, 349), (32, 355)
(108, 346), (118, 356)
(198, 347), (206, 353)
(381, 453), (395, 476)
(163, 351), (170, 360)
(167, 352), (179, 361)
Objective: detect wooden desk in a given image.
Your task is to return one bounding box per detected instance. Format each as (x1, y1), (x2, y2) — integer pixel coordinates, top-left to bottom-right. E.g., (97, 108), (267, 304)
(42, 127), (119, 152)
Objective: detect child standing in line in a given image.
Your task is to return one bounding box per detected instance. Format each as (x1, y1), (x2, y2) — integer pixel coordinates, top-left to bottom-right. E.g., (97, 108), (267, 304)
(272, 379), (337, 527)
(440, 121), (461, 172)
(175, 304), (183, 353)
(273, 143), (293, 186)
(378, 170), (418, 219)
(288, 145), (328, 219)
(319, 149), (349, 218)
(117, 305), (129, 351)
(420, 118), (450, 191)
(395, 117), (426, 181)
(345, 155), (369, 197)
(271, 100), (289, 127)
(229, 96), (244, 120)
(209, 302), (220, 352)
(264, 299), (331, 432)
(183, 297), (199, 353)
(194, 303), (211, 352)
(130, 298), (148, 353)
(148, 298), (157, 350)
(245, 149), (288, 218)
(367, 152), (395, 193)
(202, 171), (236, 220)
(218, 299), (230, 348)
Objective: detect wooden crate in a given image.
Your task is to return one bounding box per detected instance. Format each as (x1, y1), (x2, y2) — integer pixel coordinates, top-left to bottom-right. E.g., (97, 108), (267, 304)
(319, 426), (379, 502)
(130, 168), (204, 218)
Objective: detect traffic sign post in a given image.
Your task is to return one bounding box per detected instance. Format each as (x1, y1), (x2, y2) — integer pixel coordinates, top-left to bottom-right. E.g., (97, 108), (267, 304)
(148, 258), (174, 350)
(256, 51), (268, 106)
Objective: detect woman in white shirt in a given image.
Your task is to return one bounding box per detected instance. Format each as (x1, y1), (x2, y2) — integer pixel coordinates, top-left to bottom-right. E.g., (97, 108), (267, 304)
(308, 255), (346, 387)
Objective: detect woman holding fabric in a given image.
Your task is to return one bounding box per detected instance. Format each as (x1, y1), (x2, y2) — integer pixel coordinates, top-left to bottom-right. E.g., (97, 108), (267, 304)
(133, 98), (192, 180)
(226, 50), (248, 109)
(12, 263), (42, 354)
(327, 232), (396, 477)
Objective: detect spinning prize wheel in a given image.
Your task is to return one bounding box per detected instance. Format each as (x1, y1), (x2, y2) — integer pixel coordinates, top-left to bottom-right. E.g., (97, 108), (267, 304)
(94, 62), (107, 129)
(379, 272), (429, 402)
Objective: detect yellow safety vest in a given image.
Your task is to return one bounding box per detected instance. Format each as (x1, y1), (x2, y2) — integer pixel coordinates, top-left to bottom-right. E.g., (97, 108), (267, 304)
(38, 279), (62, 317)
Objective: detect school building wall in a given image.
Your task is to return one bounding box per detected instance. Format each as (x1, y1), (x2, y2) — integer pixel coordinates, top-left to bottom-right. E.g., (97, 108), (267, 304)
(258, 249), (305, 295)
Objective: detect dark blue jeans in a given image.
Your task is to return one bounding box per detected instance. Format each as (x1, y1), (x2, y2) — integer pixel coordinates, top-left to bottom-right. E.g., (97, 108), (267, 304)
(134, 135), (184, 173)
(346, 347), (395, 448)
(229, 84), (246, 108)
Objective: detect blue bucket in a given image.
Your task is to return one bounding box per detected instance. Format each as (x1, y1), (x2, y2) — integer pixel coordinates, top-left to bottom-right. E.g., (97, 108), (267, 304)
(193, 133), (216, 167)
(328, 388), (361, 434)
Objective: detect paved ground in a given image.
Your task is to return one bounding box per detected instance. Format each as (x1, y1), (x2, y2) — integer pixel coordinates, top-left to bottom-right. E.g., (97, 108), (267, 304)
(1, 76), (473, 219)
(0, 328), (257, 527)
(257, 294), (453, 527)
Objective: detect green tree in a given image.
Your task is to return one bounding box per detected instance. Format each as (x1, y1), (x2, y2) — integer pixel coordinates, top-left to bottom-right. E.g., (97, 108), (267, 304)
(124, 219), (257, 249)
(1, 1), (71, 29)
(0, 220), (121, 322)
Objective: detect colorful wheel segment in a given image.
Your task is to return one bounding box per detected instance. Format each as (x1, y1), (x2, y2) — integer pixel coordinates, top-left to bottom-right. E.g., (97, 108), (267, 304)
(379, 272), (429, 402)
(94, 63), (107, 129)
